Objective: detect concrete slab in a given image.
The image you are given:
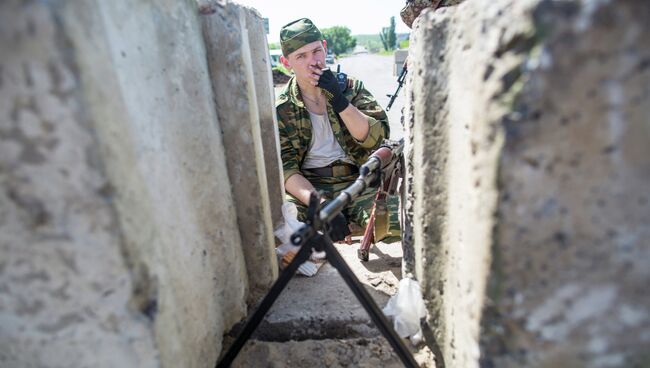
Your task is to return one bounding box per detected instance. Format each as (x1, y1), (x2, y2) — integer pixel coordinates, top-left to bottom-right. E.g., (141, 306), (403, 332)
(249, 240), (402, 341)
(232, 337), (435, 368)
(201, 1), (278, 302)
(225, 239), (436, 367)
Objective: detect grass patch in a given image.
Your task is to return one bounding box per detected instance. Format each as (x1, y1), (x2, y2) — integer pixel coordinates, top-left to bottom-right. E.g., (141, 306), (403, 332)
(273, 64), (292, 76)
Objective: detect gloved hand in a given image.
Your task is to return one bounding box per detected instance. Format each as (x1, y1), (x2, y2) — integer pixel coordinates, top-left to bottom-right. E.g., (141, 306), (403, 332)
(321, 200), (351, 242)
(317, 68), (350, 113)
(328, 212), (351, 242)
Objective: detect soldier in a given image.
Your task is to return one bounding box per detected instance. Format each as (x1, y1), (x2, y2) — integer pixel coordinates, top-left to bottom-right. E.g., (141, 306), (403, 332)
(400, 0), (463, 28)
(276, 18), (400, 243)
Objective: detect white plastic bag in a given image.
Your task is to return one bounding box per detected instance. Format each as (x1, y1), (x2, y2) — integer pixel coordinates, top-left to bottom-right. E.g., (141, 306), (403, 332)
(274, 202), (303, 256)
(383, 278), (427, 340)
(274, 202), (321, 277)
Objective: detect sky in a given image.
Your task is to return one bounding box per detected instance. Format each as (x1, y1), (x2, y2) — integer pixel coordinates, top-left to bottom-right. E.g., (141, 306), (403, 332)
(233, 0), (411, 43)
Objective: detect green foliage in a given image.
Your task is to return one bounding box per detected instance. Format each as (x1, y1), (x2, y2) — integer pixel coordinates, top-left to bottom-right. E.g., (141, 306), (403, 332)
(379, 17), (397, 51)
(268, 42), (280, 50)
(321, 26), (357, 55)
(399, 39), (410, 49)
(354, 33), (409, 54)
(273, 65), (292, 76)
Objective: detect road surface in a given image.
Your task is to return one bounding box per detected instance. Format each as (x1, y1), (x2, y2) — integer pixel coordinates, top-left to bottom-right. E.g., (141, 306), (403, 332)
(336, 54), (405, 140)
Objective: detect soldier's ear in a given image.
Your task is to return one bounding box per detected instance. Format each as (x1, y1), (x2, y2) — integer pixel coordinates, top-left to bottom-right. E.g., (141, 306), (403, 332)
(280, 55), (291, 69)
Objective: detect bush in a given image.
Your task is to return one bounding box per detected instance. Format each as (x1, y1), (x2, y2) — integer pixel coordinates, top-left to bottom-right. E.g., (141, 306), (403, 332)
(321, 26), (357, 55)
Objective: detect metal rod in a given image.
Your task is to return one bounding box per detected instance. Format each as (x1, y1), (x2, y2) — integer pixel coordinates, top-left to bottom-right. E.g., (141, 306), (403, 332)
(318, 156), (381, 224)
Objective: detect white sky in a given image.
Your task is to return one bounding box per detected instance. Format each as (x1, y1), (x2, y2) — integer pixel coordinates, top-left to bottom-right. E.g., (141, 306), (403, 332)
(233, 0), (410, 43)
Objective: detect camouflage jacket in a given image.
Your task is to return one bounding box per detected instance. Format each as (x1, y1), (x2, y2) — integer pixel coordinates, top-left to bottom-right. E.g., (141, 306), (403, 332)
(400, 0), (464, 28)
(276, 75), (389, 183)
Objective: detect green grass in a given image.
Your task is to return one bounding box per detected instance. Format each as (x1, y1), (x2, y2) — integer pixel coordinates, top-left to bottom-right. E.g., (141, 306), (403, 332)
(272, 64), (292, 76)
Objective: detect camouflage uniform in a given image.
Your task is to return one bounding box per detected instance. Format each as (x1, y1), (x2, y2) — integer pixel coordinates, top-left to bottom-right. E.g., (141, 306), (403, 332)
(277, 18), (400, 241)
(276, 75), (400, 242)
(400, 0), (464, 28)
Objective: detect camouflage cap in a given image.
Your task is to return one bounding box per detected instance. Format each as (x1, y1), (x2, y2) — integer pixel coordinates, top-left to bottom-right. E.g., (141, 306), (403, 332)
(280, 18), (323, 57)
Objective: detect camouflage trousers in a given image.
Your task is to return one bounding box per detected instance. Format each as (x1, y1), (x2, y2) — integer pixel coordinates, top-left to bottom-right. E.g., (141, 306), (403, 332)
(286, 170), (401, 243)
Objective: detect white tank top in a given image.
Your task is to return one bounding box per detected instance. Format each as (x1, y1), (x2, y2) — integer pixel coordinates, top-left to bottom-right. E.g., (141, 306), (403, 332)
(302, 111), (354, 169)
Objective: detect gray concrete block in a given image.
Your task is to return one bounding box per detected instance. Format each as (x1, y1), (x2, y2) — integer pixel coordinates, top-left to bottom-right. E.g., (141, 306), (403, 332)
(242, 6), (286, 232)
(394, 49), (408, 76)
(63, 0), (250, 365)
(407, 0), (650, 367)
(0, 1), (159, 367)
(200, 0), (278, 302)
(1, 0), (252, 366)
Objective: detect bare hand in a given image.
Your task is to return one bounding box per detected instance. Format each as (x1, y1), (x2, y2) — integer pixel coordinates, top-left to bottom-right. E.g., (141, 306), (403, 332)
(307, 61), (324, 86)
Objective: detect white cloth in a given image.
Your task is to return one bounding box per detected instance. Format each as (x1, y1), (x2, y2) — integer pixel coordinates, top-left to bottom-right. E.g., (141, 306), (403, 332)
(302, 111), (353, 169)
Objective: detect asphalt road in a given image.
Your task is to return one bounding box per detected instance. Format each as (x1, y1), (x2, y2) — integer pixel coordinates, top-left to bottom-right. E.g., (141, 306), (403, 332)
(336, 53), (405, 140)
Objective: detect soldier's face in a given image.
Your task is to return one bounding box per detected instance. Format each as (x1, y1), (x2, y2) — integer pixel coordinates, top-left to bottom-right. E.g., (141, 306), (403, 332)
(282, 40), (327, 80)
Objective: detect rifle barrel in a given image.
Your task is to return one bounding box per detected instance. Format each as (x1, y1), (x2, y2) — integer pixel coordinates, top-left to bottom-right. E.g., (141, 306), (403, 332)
(386, 68), (407, 111)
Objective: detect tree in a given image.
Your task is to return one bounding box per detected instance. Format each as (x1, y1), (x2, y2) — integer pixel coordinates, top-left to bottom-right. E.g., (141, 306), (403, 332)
(321, 26), (357, 55)
(379, 17), (397, 51)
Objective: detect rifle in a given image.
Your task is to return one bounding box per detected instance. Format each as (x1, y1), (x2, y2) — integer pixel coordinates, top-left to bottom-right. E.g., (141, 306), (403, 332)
(357, 139), (403, 261)
(386, 62), (408, 111)
(216, 138), (416, 368)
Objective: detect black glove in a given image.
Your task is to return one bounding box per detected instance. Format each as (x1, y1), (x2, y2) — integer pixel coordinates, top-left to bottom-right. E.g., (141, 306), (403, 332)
(321, 200), (351, 242)
(328, 212), (351, 242)
(317, 68), (350, 113)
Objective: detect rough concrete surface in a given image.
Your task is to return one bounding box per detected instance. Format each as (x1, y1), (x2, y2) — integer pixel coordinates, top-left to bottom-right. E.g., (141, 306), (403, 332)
(409, 2), (499, 366)
(225, 240), (435, 367)
(406, 0), (650, 367)
(1, 0), (262, 366)
(0, 1), (159, 367)
(256, 242), (399, 341)
(65, 0), (253, 366)
(488, 1), (650, 367)
(242, 6), (286, 232)
(201, 0), (278, 302)
(233, 338), (431, 368)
